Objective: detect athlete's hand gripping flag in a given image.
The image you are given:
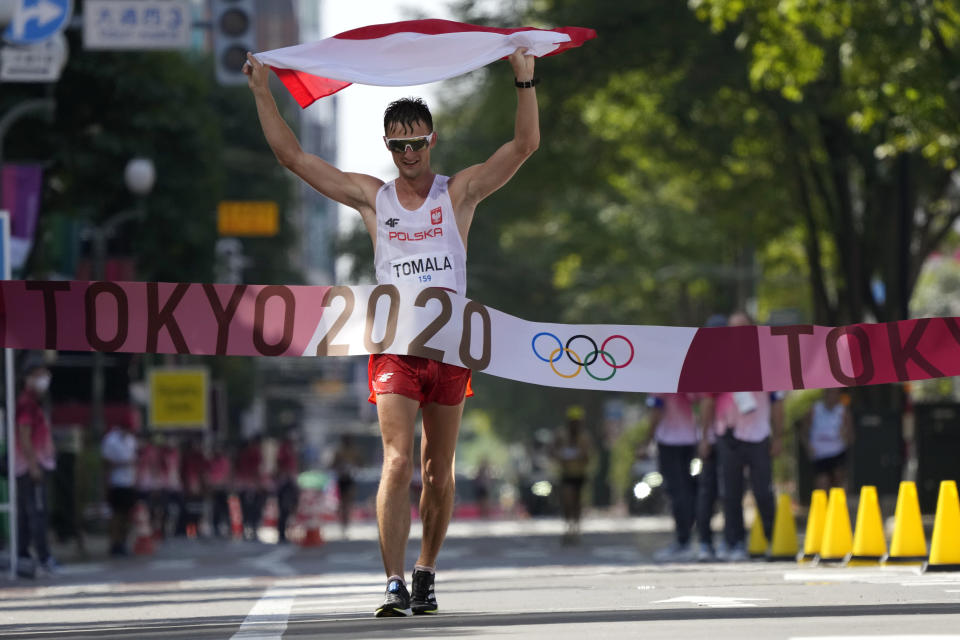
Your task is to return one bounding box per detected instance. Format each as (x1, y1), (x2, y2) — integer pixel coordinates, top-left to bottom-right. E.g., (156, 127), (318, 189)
(249, 19), (596, 107)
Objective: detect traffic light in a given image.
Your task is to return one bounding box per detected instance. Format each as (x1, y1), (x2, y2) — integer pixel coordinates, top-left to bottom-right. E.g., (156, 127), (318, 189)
(212, 0), (256, 86)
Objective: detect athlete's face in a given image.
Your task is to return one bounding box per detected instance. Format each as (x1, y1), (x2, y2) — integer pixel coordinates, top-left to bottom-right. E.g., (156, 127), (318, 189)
(385, 120), (435, 180)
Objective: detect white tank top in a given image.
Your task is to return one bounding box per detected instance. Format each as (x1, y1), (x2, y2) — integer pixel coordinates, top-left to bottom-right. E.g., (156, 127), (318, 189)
(374, 175), (467, 296)
(808, 401), (847, 460)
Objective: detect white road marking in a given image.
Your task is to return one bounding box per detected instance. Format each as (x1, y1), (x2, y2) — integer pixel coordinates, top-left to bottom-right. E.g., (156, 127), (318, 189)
(791, 637), (960, 639)
(31, 584), (115, 597)
(230, 587), (294, 640)
(784, 568), (960, 587)
(652, 595), (770, 608)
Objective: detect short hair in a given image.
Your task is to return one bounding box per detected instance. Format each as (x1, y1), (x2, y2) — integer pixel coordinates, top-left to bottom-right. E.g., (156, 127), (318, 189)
(383, 97), (433, 135)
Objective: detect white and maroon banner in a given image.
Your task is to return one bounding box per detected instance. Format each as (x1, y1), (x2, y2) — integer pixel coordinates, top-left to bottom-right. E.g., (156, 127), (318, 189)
(5, 280), (960, 393)
(253, 19), (597, 107)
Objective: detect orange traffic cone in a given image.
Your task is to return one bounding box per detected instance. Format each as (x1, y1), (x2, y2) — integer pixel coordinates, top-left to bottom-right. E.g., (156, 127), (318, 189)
(815, 487), (852, 565)
(845, 486), (886, 566)
(228, 494), (243, 540)
(132, 500), (156, 555)
(299, 490), (325, 548)
(923, 480), (960, 572)
(798, 489), (827, 564)
(883, 481), (927, 566)
(262, 495), (279, 529)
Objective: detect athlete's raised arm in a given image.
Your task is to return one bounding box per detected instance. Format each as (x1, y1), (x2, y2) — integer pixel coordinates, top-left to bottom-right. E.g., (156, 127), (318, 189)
(448, 48), (540, 211)
(243, 53), (382, 213)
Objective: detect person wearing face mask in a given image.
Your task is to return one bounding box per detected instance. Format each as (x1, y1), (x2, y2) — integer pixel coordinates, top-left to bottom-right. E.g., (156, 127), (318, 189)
(13, 355), (58, 578)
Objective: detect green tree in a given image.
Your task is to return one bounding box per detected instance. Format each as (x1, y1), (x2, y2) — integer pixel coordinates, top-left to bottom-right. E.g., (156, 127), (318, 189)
(690, 0), (960, 324)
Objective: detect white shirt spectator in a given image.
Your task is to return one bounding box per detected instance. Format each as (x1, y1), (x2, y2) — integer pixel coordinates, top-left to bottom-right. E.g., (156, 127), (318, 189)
(102, 428), (137, 488)
(646, 393), (699, 446)
(808, 400), (847, 460)
(715, 392), (785, 443)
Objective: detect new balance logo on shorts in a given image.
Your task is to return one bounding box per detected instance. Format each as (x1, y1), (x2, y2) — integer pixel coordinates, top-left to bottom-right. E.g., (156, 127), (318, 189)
(378, 373), (394, 383)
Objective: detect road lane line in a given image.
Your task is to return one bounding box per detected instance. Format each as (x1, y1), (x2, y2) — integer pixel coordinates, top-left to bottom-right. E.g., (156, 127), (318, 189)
(230, 587), (294, 639)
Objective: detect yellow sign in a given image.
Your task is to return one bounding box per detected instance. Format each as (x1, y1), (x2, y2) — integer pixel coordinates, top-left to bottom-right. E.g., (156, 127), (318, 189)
(217, 201), (279, 237)
(149, 368), (209, 430)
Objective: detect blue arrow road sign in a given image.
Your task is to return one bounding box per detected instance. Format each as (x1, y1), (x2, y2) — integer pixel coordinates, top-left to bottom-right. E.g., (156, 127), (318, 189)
(3, 0), (73, 45)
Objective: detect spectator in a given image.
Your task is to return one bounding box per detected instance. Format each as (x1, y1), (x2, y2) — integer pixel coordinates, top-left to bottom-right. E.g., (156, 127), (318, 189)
(694, 313), (728, 561)
(160, 437), (183, 539)
(332, 434), (363, 537)
(235, 436), (264, 541)
(801, 388), (854, 491)
(101, 423), (138, 556)
(553, 406), (593, 545)
(14, 356), (57, 577)
(136, 435), (165, 539)
(695, 393), (723, 561)
(205, 443), (233, 538)
(643, 393), (699, 561)
(181, 437), (207, 537)
(474, 459), (493, 519)
(709, 311), (784, 561)
(275, 432), (300, 543)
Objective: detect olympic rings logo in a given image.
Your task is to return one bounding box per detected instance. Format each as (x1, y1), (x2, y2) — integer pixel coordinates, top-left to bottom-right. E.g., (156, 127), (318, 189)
(531, 332), (635, 381)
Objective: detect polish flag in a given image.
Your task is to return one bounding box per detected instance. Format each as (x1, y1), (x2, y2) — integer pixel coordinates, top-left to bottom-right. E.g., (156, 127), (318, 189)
(253, 19), (596, 108)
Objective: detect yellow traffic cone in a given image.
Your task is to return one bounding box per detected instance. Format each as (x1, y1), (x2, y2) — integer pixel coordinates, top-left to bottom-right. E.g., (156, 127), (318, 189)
(923, 480), (960, 572)
(815, 487), (852, 565)
(798, 489), (827, 564)
(769, 494), (798, 561)
(883, 481), (927, 566)
(844, 486), (886, 566)
(748, 511), (769, 558)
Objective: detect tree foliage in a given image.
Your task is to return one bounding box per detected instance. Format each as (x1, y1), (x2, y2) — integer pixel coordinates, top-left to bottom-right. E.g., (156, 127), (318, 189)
(413, 0), (960, 436)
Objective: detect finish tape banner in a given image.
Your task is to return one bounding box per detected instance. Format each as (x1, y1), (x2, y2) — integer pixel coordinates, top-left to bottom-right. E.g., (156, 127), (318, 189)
(5, 280), (960, 393)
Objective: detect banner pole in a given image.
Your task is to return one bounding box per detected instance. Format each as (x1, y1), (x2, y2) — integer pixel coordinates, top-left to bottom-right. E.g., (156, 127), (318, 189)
(0, 212), (15, 579)
(0, 211), (19, 580)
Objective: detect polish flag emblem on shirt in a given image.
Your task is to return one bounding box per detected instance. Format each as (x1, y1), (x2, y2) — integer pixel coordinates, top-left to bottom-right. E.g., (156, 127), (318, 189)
(431, 207), (442, 225)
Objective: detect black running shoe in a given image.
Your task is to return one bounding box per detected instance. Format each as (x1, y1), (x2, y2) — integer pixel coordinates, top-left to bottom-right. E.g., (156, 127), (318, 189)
(411, 568), (438, 615)
(375, 578), (412, 617)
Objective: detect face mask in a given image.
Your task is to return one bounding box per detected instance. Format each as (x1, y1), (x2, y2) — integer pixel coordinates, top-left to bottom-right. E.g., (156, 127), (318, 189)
(31, 374), (51, 394)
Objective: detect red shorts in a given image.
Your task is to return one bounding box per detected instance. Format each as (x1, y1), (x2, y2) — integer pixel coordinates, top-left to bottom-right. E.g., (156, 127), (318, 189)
(367, 354), (473, 406)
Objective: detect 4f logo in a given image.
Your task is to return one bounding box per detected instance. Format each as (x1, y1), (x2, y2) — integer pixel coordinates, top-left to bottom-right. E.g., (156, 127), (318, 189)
(377, 373), (394, 383)
(431, 207), (442, 225)
(385, 218), (399, 228)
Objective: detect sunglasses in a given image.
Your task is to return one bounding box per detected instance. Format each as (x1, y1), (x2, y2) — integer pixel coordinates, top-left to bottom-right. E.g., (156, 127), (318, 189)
(384, 132), (433, 153)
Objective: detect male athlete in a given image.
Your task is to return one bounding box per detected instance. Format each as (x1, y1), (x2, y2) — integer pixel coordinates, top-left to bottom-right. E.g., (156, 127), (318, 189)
(244, 48), (539, 616)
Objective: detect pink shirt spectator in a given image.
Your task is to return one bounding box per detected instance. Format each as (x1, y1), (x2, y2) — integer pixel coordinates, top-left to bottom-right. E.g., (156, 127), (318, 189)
(206, 454), (231, 490)
(162, 445), (182, 491)
(276, 441), (299, 481)
(136, 442), (164, 492)
(182, 447), (207, 494)
(647, 393), (699, 446)
(14, 389), (55, 476)
(715, 392), (784, 443)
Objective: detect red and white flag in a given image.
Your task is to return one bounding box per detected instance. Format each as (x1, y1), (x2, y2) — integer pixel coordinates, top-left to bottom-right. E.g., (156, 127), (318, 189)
(253, 19), (597, 108)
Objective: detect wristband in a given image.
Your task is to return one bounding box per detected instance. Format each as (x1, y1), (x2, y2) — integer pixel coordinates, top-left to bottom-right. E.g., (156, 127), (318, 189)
(514, 77), (539, 89)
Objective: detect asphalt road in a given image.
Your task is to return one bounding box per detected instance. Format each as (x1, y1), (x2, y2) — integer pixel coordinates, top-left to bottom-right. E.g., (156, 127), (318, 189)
(2, 516), (960, 639)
